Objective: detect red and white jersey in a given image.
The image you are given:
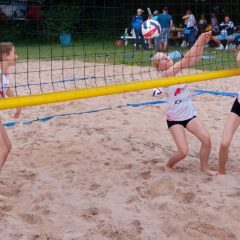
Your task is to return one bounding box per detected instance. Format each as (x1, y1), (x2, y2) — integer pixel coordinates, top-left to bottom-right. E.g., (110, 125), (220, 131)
(165, 84), (197, 121)
(0, 74), (10, 98)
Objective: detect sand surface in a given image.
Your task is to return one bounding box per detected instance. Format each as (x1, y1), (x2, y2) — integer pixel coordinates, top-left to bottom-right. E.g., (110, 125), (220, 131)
(0, 61), (240, 240)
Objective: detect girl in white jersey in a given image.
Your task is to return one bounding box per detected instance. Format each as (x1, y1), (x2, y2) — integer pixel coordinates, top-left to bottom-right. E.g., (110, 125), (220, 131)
(0, 42), (21, 174)
(152, 31), (217, 176)
(218, 50), (240, 174)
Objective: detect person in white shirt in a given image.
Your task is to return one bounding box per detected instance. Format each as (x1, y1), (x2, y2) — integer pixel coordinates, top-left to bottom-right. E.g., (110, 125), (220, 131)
(152, 31), (217, 176)
(218, 50), (240, 174)
(182, 10), (197, 47)
(0, 42), (21, 174)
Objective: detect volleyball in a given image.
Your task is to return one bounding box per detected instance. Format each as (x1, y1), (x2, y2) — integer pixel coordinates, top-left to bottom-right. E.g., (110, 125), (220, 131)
(141, 19), (161, 39)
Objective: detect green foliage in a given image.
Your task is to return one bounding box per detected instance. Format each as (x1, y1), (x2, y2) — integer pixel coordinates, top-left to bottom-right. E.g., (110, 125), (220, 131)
(43, 5), (82, 39)
(0, 20), (26, 42)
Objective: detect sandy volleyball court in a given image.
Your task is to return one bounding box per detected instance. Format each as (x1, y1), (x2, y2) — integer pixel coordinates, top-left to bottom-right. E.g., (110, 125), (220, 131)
(0, 61), (240, 239)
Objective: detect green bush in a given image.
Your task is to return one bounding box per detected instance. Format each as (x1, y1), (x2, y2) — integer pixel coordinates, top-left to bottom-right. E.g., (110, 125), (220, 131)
(43, 5), (81, 41)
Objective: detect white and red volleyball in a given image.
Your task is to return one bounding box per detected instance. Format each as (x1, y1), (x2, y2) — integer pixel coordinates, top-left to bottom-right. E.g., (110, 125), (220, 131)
(141, 19), (161, 39)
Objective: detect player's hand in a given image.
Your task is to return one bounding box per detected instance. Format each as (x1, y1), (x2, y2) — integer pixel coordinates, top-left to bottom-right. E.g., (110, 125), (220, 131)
(199, 31), (212, 44)
(233, 45), (240, 52)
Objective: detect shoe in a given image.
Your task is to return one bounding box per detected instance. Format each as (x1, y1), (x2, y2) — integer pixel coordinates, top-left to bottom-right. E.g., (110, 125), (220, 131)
(228, 43), (236, 50)
(181, 40), (187, 48)
(225, 44), (229, 50)
(215, 44), (224, 50)
(152, 88), (163, 96)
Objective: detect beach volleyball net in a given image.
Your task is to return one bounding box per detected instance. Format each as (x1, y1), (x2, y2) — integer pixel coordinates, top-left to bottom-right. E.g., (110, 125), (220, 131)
(0, 0), (240, 109)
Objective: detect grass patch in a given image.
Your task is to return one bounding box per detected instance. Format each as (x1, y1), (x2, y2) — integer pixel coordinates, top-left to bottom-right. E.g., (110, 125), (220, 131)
(15, 40), (238, 71)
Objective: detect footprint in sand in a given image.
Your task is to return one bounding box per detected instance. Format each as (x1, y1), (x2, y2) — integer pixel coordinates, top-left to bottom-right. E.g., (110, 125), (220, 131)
(184, 221), (237, 240)
(19, 213), (42, 225)
(0, 185), (20, 198)
(122, 120), (130, 125)
(119, 109), (129, 116)
(19, 172), (36, 181)
(131, 219), (143, 234)
(19, 233), (63, 240)
(89, 183), (101, 191)
(102, 136), (111, 143)
(28, 234), (50, 240)
(0, 202), (13, 212)
(136, 176), (175, 199)
(143, 158), (162, 165)
(110, 147), (122, 152)
(174, 189), (196, 204)
(117, 163), (133, 171)
(137, 170), (152, 180)
(174, 165), (189, 173)
(81, 207), (100, 221)
(97, 221), (140, 240)
(104, 162), (110, 166)
(126, 195), (140, 204)
(124, 165), (152, 180)
(130, 145), (143, 154)
(32, 204), (51, 216)
(32, 192), (55, 204)
(226, 191), (240, 197)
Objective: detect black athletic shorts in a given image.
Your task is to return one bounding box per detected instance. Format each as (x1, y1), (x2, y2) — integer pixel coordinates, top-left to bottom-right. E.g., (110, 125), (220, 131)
(167, 116), (196, 129)
(231, 98), (240, 117)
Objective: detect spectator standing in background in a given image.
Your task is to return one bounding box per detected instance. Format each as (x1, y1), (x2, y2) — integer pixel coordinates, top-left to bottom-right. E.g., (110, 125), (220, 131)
(198, 14), (207, 36)
(156, 6), (173, 51)
(153, 10), (159, 21)
(153, 10), (160, 50)
(211, 13), (219, 36)
(182, 10), (197, 47)
(131, 8), (148, 50)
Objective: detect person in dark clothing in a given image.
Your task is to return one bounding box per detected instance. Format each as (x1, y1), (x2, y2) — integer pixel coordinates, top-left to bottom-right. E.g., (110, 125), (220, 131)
(211, 15), (235, 50)
(131, 8), (147, 50)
